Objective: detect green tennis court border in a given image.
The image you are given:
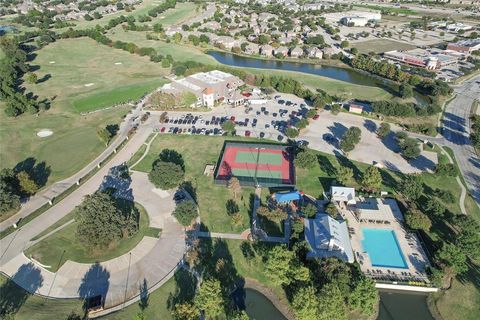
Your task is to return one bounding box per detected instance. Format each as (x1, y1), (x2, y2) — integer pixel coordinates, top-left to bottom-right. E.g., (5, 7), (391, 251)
(232, 168), (283, 179)
(214, 141), (295, 188)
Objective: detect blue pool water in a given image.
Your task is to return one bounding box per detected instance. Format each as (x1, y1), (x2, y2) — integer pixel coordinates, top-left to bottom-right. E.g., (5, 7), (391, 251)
(361, 228), (408, 269)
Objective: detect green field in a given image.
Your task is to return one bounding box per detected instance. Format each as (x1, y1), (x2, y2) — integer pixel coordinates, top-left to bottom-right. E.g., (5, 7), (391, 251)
(352, 39), (416, 54)
(1, 37), (169, 185)
(25, 203), (160, 272)
(149, 2), (199, 27)
(73, 81), (165, 113)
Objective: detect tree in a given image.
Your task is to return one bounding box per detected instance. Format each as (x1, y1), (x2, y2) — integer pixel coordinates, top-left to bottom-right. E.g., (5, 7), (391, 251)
(172, 303), (200, 320)
(195, 278), (225, 318)
(256, 205), (288, 222)
(340, 40), (349, 48)
(149, 161), (184, 189)
(76, 192), (138, 248)
(295, 150), (317, 169)
(227, 177), (241, 199)
(306, 109), (317, 118)
(435, 163), (457, 177)
(348, 276), (378, 316)
(302, 203), (317, 218)
(317, 283), (347, 320)
(285, 127), (299, 138)
(96, 126), (113, 146)
(455, 215), (480, 261)
(340, 126), (361, 153)
(361, 166), (382, 192)
(26, 72), (37, 84)
(265, 245), (310, 286)
(399, 174), (423, 201)
(325, 202), (337, 218)
(221, 120), (235, 136)
(399, 137), (421, 159)
(16, 171), (38, 195)
(291, 285), (320, 319)
(425, 197), (445, 217)
(173, 200), (198, 226)
(295, 118), (309, 129)
(399, 83), (413, 98)
(377, 122), (391, 138)
(435, 243), (468, 275)
(336, 166), (353, 185)
(0, 169), (22, 214)
(405, 209), (431, 231)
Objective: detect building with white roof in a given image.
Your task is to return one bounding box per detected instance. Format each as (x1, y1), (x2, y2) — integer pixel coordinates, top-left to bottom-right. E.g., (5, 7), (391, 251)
(447, 38), (480, 54)
(330, 186), (356, 205)
(164, 70), (244, 108)
(304, 214), (354, 263)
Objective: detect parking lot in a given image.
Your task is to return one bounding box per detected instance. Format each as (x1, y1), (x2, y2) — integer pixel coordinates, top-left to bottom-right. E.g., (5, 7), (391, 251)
(150, 93), (437, 174)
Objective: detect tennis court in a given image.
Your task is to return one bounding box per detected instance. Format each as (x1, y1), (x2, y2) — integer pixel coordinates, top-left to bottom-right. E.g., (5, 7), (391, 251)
(214, 142), (295, 187)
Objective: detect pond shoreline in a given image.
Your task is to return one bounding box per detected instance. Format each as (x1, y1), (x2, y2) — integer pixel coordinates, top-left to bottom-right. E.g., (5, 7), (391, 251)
(243, 278), (295, 320)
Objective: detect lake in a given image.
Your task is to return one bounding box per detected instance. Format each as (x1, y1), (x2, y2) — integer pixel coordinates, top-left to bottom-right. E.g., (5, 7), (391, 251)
(207, 51), (429, 105)
(232, 287), (287, 320)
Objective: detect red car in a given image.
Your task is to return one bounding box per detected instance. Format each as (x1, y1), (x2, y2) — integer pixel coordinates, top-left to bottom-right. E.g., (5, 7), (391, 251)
(245, 130), (251, 137)
(160, 127), (166, 132)
(313, 114), (320, 120)
(230, 116), (236, 121)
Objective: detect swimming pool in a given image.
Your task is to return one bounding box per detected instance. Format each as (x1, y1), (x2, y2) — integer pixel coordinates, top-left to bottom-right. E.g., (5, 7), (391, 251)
(361, 228), (408, 269)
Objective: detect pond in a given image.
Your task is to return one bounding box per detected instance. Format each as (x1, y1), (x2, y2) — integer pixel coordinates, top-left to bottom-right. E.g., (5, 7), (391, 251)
(232, 287), (287, 320)
(232, 287), (434, 320)
(378, 289), (434, 320)
(207, 51), (429, 105)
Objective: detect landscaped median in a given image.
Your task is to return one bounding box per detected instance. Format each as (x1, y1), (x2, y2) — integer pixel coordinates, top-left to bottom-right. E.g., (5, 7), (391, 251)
(25, 203), (159, 272)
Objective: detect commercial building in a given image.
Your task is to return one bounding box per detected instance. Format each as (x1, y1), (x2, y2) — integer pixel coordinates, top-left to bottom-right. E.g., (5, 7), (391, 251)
(304, 213), (354, 263)
(163, 70), (244, 108)
(446, 23), (474, 33)
(447, 38), (480, 54)
(338, 11), (381, 27)
(383, 48), (463, 70)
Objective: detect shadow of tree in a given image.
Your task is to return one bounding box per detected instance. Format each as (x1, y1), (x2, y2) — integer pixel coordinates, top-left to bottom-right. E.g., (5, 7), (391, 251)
(317, 154), (337, 176)
(13, 157), (51, 189)
(0, 263), (43, 317)
(166, 268), (197, 310)
(77, 262), (110, 312)
(156, 149), (185, 171)
(139, 278), (149, 311)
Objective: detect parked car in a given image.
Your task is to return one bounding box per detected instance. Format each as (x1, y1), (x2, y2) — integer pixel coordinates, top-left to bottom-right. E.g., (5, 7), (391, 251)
(259, 132), (265, 138)
(277, 135), (284, 141)
(313, 114), (320, 120)
(160, 127), (166, 132)
(245, 130), (251, 137)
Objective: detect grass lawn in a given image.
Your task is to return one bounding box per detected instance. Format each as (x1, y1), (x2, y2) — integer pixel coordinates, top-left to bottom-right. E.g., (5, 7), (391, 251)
(1, 37), (169, 185)
(352, 39), (416, 54)
(246, 68), (393, 101)
(73, 81), (165, 113)
(25, 203), (159, 272)
(149, 2), (199, 27)
(24, 38), (168, 113)
(430, 262), (480, 320)
(0, 274), (84, 320)
(107, 29), (217, 64)
(134, 135), (257, 233)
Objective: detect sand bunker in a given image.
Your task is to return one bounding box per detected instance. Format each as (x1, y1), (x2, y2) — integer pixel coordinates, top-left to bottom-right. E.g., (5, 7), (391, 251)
(37, 129), (53, 137)
(84, 83), (94, 87)
(49, 61), (55, 64)
(115, 62), (122, 65)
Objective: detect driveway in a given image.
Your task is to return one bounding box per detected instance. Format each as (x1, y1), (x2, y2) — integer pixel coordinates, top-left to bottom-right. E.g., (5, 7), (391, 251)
(1, 171), (185, 308)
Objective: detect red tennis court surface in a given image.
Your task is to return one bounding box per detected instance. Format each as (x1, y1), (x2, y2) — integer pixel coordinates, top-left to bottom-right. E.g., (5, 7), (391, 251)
(215, 142), (295, 187)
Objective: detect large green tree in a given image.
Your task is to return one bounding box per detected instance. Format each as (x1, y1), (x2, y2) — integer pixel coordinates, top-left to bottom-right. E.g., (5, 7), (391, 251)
(295, 150), (317, 169)
(336, 166), (353, 185)
(265, 245), (310, 286)
(405, 209), (431, 231)
(435, 243), (468, 275)
(75, 192), (138, 248)
(195, 278), (225, 318)
(317, 283), (347, 320)
(0, 169), (21, 214)
(173, 200), (198, 226)
(149, 161), (184, 189)
(348, 277), (379, 316)
(291, 285), (320, 319)
(399, 174), (423, 201)
(361, 166), (382, 192)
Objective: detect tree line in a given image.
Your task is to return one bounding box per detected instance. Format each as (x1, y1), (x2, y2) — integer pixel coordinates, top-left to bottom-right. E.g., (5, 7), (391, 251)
(0, 37), (46, 117)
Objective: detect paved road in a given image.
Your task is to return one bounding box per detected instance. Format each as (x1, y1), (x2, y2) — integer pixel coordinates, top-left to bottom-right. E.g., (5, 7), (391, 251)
(0, 102), (147, 232)
(441, 76), (480, 207)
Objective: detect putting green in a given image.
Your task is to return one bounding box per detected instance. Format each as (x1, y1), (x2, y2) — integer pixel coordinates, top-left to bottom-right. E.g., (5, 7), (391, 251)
(235, 151), (283, 165)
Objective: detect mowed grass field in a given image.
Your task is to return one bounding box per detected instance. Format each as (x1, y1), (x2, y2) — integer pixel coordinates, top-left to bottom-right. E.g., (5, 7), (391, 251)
(352, 39), (416, 54)
(1, 37), (169, 185)
(24, 38), (168, 113)
(149, 2), (199, 27)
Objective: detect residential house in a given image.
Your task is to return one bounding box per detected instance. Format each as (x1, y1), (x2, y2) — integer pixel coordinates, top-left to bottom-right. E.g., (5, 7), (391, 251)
(274, 46), (289, 57)
(306, 47), (323, 59)
(290, 46), (304, 58)
(245, 43), (260, 55)
(260, 44), (273, 57)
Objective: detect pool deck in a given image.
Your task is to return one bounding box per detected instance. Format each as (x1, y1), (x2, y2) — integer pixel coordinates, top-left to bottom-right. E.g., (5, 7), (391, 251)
(339, 198), (431, 286)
